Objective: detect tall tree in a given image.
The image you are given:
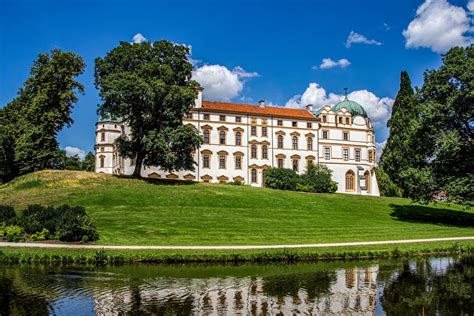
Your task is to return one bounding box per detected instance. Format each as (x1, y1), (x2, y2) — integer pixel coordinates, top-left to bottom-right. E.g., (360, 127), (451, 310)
(380, 71), (416, 194)
(81, 151), (96, 171)
(94, 40), (202, 177)
(1, 49), (85, 178)
(403, 46), (473, 203)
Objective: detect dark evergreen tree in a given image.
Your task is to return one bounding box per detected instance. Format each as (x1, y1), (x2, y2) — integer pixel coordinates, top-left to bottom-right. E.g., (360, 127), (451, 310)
(81, 151), (96, 171)
(379, 71), (416, 195)
(94, 40), (202, 177)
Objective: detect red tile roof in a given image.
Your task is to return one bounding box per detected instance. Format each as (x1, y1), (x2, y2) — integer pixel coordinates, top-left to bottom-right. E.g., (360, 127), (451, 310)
(201, 101), (318, 120)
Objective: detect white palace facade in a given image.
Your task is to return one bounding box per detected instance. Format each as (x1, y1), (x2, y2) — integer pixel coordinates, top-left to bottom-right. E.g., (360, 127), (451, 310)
(95, 90), (380, 196)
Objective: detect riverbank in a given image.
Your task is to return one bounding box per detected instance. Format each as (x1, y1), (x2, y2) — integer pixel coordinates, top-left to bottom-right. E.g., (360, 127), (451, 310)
(1, 240), (472, 264)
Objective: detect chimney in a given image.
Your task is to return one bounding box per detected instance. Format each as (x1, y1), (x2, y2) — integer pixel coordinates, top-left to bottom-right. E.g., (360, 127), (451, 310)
(194, 87), (203, 108)
(258, 100), (265, 107)
(305, 104), (313, 111)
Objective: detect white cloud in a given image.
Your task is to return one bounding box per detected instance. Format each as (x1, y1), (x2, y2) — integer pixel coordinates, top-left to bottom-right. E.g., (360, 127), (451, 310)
(64, 146), (86, 160)
(345, 31), (382, 47)
(403, 0), (473, 53)
(314, 58), (351, 69)
(192, 65), (259, 101)
(131, 33), (147, 44)
(375, 140), (387, 162)
(285, 83), (393, 127)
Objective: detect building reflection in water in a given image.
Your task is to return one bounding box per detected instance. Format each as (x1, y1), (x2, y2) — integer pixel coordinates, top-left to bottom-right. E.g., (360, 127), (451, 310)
(94, 265), (379, 315)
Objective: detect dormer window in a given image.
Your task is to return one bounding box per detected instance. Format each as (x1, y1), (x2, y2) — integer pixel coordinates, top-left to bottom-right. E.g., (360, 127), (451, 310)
(338, 117), (343, 124)
(322, 115), (327, 123)
(345, 117), (350, 124)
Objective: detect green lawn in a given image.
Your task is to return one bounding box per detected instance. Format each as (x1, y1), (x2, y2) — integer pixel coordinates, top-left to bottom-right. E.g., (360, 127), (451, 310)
(0, 170), (473, 246)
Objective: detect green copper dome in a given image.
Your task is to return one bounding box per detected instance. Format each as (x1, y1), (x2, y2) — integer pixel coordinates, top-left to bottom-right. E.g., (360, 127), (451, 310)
(98, 113), (123, 123)
(332, 98), (368, 118)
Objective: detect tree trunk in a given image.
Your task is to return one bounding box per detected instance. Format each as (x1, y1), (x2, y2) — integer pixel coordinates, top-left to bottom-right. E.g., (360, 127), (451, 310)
(132, 154), (143, 178)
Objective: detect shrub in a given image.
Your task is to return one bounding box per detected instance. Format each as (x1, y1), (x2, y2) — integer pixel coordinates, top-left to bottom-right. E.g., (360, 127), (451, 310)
(300, 164), (338, 193)
(54, 205), (99, 242)
(0, 205), (16, 223)
(0, 225), (24, 242)
(375, 167), (402, 197)
(227, 180), (243, 185)
(263, 168), (301, 190)
(295, 183), (315, 192)
(14, 205), (57, 234)
(30, 228), (50, 241)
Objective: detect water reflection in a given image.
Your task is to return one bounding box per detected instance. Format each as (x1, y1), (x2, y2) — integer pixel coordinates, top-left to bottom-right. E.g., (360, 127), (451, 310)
(0, 256), (472, 315)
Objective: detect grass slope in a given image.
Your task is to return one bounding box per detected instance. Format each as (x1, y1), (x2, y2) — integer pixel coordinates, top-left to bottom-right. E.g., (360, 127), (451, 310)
(0, 170), (473, 246)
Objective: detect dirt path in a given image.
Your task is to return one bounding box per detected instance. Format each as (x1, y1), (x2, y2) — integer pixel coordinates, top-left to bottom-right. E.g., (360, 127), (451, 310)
(0, 236), (473, 250)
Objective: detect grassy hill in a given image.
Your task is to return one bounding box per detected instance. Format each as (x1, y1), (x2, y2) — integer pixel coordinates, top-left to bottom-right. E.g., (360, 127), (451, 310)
(0, 170), (473, 246)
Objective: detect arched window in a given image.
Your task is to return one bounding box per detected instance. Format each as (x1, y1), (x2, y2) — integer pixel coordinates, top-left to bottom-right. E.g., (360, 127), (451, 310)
(365, 171), (371, 193)
(307, 137), (313, 150)
(203, 130), (210, 144)
(235, 132), (241, 146)
(251, 144), (257, 159)
(219, 131), (226, 145)
(100, 156), (105, 168)
(277, 135), (284, 149)
(262, 145), (268, 159)
(345, 170), (355, 192)
(251, 168), (257, 183)
(292, 136), (298, 150)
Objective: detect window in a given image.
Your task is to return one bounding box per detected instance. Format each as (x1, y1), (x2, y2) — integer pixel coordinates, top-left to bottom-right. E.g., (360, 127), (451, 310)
(251, 144), (257, 159)
(251, 168), (258, 183)
(307, 159), (314, 168)
(343, 148), (349, 161)
(292, 121), (297, 127)
(262, 145), (268, 159)
(277, 158), (284, 168)
(203, 155), (210, 168)
(100, 156), (105, 168)
(345, 117), (350, 124)
(292, 159), (299, 172)
(186, 112), (193, 119)
(368, 150), (373, 163)
(338, 117), (343, 124)
(219, 115), (226, 122)
(277, 120), (283, 126)
(365, 171), (371, 193)
(219, 155), (226, 169)
(235, 132), (242, 146)
(235, 156), (242, 169)
(251, 126), (257, 136)
(262, 126), (267, 137)
(324, 147), (331, 160)
(101, 147), (105, 152)
(345, 170), (355, 192)
(322, 115), (327, 123)
(355, 149), (361, 162)
(203, 113), (210, 120)
(277, 135), (284, 149)
(101, 133), (105, 141)
(219, 131), (226, 145)
(307, 137), (313, 150)
(235, 116), (242, 123)
(292, 136), (298, 150)
(307, 122), (312, 128)
(343, 132), (349, 141)
(322, 130), (328, 139)
(203, 130), (210, 144)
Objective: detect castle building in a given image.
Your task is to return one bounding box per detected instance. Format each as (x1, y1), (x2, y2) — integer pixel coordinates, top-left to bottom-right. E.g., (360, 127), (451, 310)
(95, 90), (379, 196)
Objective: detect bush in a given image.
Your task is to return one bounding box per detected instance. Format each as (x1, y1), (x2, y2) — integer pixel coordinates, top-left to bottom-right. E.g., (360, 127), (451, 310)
(5, 204), (99, 242)
(375, 167), (402, 197)
(300, 164), (338, 193)
(0, 205), (16, 223)
(0, 225), (24, 242)
(263, 168), (301, 190)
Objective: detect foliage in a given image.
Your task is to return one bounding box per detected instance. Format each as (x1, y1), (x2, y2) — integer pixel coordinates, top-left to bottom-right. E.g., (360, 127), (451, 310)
(94, 40), (202, 177)
(51, 149), (83, 170)
(0, 205), (16, 223)
(81, 152), (96, 172)
(375, 167), (402, 197)
(0, 49), (85, 182)
(6, 204), (98, 242)
(300, 164), (338, 193)
(30, 228), (49, 241)
(0, 225), (24, 242)
(263, 168), (301, 191)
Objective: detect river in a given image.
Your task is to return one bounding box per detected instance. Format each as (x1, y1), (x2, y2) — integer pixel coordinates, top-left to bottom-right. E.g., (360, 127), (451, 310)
(0, 255), (472, 315)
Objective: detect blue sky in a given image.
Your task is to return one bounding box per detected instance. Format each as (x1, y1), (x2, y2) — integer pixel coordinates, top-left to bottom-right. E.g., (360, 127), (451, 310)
(1, 0), (473, 158)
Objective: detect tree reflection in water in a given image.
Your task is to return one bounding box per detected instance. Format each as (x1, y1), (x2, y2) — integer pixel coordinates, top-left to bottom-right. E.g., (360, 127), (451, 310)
(382, 256), (474, 315)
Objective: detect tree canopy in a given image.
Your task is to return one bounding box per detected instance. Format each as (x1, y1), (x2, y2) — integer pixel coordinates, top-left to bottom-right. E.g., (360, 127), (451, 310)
(0, 49), (85, 183)
(94, 40), (202, 176)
